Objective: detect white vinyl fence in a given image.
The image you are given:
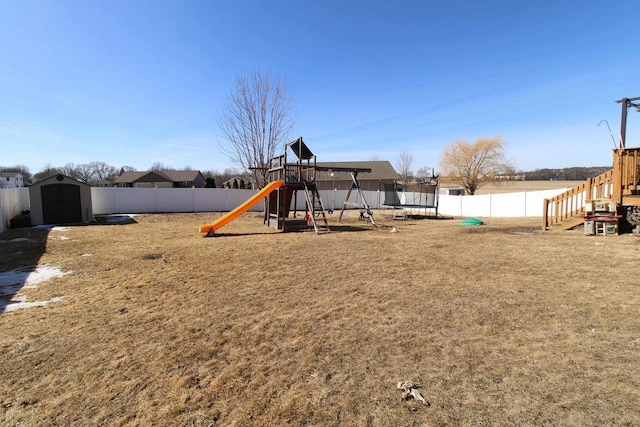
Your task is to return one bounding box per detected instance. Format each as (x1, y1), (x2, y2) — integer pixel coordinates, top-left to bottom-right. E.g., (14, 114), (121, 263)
(437, 188), (570, 218)
(90, 187), (382, 215)
(91, 187), (264, 215)
(90, 187), (570, 218)
(0, 188), (30, 232)
(0, 186), (572, 232)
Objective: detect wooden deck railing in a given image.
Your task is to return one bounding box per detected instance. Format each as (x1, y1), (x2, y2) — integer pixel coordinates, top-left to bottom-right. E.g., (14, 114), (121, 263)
(613, 147), (640, 200)
(543, 147), (640, 230)
(542, 170), (614, 230)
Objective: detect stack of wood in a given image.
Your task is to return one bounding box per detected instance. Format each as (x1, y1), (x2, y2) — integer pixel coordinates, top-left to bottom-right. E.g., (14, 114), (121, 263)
(625, 206), (640, 226)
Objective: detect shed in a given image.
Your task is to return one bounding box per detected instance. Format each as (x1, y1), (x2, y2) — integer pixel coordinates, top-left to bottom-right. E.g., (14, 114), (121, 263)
(29, 174), (93, 225)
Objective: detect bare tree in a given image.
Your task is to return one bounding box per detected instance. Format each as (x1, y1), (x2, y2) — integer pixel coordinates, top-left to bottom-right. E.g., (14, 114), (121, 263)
(58, 163), (96, 183)
(150, 162), (174, 171)
(219, 70), (294, 188)
(439, 136), (513, 195)
(59, 163), (82, 181)
(396, 151), (414, 184)
(75, 164), (95, 183)
(90, 161), (118, 184)
(119, 166), (137, 174)
(415, 166), (434, 181)
(33, 164), (60, 182)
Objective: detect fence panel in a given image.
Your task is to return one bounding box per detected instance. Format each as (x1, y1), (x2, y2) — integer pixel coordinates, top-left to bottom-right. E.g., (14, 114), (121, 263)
(156, 188), (194, 212)
(226, 189), (264, 211)
(462, 194), (492, 217)
(91, 188), (117, 215)
(193, 189), (231, 212)
(116, 188), (157, 213)
(490, 193), (526, 217)
(526, 189), (568, 218)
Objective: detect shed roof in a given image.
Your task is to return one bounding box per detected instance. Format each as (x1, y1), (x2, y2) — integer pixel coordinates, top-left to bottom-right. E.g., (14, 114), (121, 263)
(31, 173), (91, 187)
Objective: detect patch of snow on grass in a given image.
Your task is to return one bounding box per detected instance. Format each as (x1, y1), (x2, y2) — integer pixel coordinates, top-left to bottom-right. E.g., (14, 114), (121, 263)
(0, 265), (72, 294)
(1, 265), (70, 312)
(2, 296), (65, 312)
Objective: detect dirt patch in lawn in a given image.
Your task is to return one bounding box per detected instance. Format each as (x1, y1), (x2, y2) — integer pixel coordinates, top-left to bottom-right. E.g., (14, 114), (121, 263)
(1, 212), (639, 426)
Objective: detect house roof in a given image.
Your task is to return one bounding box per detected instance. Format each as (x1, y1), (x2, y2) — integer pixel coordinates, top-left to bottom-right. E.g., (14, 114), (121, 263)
(114, 170), (203, 184)
(0, 171), (23, 178)
(315, 161), (399, 181)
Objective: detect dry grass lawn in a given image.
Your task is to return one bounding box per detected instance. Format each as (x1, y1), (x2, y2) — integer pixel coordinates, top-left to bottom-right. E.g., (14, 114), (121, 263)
(1, 211), (639, 426)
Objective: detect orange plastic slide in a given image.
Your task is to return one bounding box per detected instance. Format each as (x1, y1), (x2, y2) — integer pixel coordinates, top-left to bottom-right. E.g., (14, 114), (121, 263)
(199, 180), (285, 235)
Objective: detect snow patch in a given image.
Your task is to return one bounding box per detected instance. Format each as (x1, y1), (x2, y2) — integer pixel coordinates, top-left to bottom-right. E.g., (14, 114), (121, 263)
(1, 265), (70, 312)
(0, 265), (72, 294)
(2, 296), (65, 312)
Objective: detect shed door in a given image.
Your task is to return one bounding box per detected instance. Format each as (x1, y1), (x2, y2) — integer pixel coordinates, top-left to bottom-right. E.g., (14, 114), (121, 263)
(41, 184), (82, 224)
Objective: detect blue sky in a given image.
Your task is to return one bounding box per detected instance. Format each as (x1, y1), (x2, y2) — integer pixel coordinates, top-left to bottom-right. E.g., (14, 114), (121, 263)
(1, 0), (639, 175)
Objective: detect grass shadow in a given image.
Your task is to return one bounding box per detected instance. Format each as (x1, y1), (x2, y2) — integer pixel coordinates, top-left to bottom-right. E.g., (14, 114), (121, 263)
(0, 226), (51, 314)
(329, 224), (377, 233)
(204, 224), (375, 237)
(205, 231), (283, 238)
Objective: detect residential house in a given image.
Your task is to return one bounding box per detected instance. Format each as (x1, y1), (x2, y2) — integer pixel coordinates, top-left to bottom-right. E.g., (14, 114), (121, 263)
(0, 172), (24, 188)
(314, 161), (400, 191)
(113, 170), (206, 188)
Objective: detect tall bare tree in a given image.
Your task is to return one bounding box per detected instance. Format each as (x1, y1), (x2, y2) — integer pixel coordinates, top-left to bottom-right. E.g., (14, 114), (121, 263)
(33, 164), (60, 182)
(415, 166), (434, 181)
(119, 166), (137, 174)
(59, 163), (84, 181)
(439, 136), (513, 195)
(90, 161), (118, 184)
(150, 162), (173, 171)
(219, 70), (294, 188)
(396, 151), (414, 184)
(75, 163), (95, 183)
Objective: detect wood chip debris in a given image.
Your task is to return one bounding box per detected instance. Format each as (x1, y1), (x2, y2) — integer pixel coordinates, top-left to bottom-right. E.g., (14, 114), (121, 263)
(397, 381), (430, 406)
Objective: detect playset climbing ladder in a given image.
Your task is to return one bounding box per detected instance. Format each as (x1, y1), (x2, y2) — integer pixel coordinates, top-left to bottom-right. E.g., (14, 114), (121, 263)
(302, 181), (330, 233)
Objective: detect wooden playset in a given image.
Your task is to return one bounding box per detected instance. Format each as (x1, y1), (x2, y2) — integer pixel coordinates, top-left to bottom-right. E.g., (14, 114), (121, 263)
(264, 137), (377, 233)
(199, 137), (377, 235)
